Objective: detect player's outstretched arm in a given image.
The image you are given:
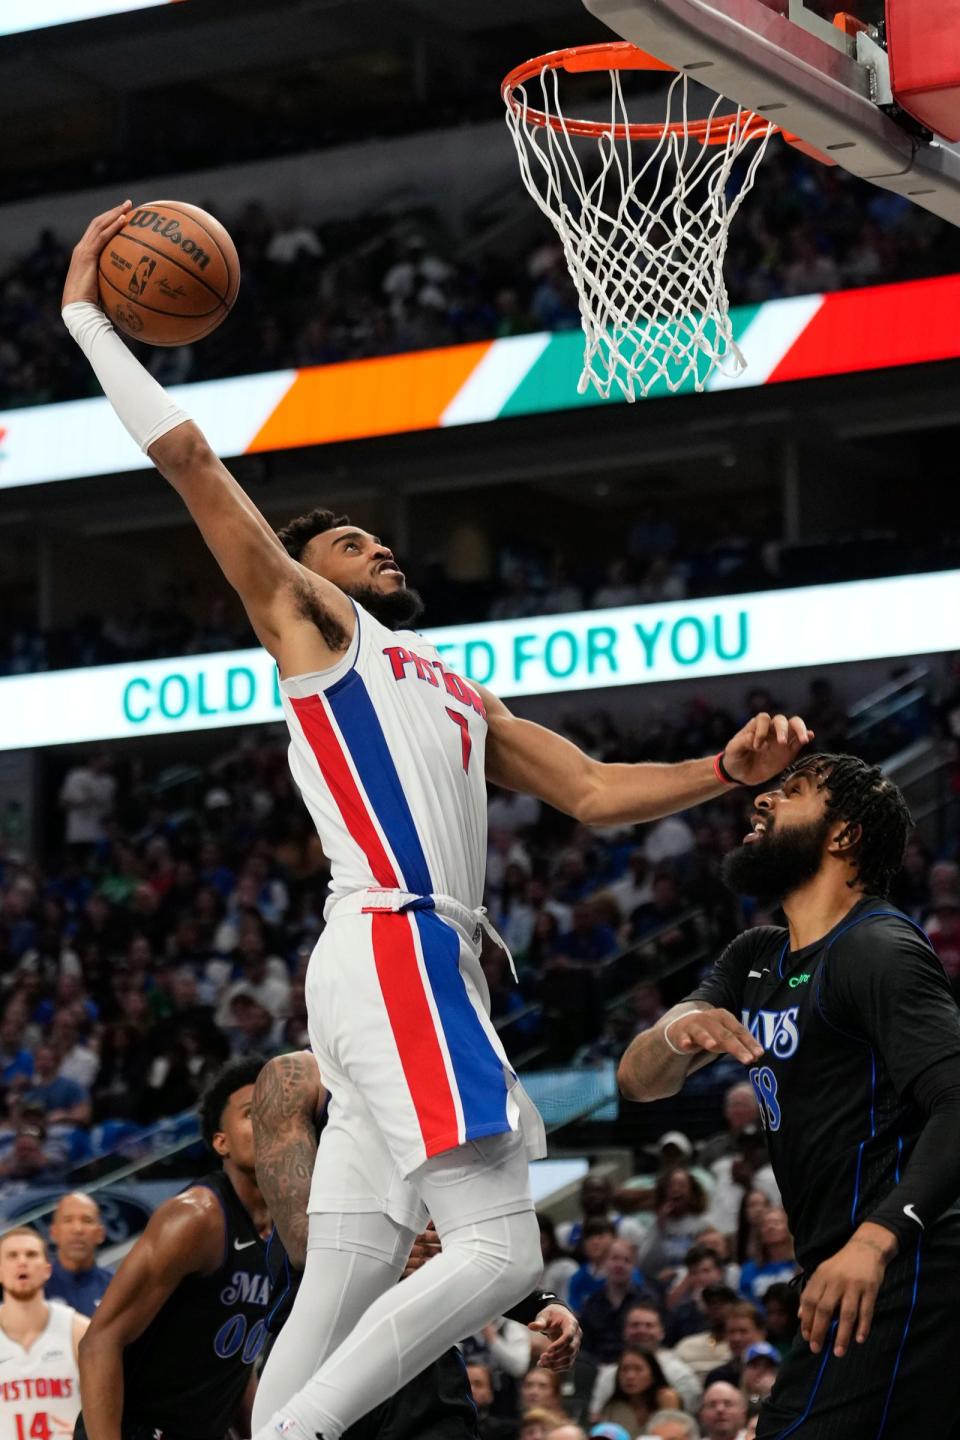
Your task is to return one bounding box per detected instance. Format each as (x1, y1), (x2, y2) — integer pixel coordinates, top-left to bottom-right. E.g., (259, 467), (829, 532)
(61, 204), (352, 663)
(78, 1189), (223, 1440)
(251, 1052), (325, 1268)
(479, 685), (811, 826)
(617, 1002), (764, 1101)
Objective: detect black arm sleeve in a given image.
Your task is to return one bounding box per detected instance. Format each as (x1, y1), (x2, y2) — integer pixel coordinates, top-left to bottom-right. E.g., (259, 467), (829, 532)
(867, 1053), (960, 1245)
(502, 1290), (564, 1326)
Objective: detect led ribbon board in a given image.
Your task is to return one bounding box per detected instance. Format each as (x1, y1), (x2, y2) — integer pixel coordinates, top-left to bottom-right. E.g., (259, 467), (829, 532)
(0, 2), (175, 37)
(0, 568), (956, 750)
(1, 275), (960, 490)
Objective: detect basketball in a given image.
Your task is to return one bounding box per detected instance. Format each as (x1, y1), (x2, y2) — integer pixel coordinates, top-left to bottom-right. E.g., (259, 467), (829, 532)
(97, 199), (240, 346)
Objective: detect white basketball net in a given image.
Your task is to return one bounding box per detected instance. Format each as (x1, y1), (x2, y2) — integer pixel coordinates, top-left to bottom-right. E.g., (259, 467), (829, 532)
(504, 63), (774, 401)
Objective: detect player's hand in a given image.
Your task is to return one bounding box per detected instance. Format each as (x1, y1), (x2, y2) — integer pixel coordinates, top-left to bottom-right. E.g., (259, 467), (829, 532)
(62, 200), (133, 310)
(800, 1223), (898, 1358)
(661, 1008), (764, 1066)
(401, 1222), (442, 1279)
(530, 1304), (581, 1371)
(720, 713), (812, 786)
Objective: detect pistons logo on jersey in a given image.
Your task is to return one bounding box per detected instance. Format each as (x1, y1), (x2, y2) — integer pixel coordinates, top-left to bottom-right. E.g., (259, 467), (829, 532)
(1, 1378), (77, 1440)
(383, 646), (485, 775)
(382, 646), (485, 716)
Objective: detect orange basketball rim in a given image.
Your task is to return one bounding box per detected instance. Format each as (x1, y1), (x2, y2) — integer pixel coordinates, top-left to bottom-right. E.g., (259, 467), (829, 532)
(502, 41), (776, 146)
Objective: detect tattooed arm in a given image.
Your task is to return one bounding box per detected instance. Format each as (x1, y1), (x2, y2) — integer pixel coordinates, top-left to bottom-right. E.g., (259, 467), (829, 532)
(251, 1051), (326, 1268)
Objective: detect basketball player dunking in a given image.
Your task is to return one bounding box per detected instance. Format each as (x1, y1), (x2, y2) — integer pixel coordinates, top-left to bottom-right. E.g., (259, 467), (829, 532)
(76, 1060), (271, 1440)
(63, 205), (810, 1440)
(251, 1051), (580, 1440)
(0, 1229), (88, 1440)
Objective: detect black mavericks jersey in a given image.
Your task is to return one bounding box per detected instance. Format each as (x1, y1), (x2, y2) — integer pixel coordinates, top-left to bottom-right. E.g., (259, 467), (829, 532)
(122, 1169), (270, 1439)
(689, 898), (960, 1272)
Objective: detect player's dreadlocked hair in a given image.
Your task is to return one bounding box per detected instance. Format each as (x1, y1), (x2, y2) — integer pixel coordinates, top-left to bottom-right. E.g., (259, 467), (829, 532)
(199, 1057), (266, 1152)
(781, 752), (913, 898)
(276, 507), (350, 563)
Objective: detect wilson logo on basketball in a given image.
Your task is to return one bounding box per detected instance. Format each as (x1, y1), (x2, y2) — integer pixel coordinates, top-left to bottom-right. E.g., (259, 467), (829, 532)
(128, 208), (212, 270)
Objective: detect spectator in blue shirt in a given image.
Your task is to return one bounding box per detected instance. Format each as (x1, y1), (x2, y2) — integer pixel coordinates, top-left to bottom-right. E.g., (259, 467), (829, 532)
(0, 1012), (34, 1086)
(579, 1239), (656, 1362)
(45, 1192), (113, 1315)
(23, 1045), (92, 1126)
(738, 1208), (800, 1304)
(568, 1218), (617, 1314)
(554, 902), (618, 966)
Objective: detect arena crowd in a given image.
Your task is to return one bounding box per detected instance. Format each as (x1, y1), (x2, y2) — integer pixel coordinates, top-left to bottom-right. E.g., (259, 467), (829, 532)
(0, 669), (956, 1191)
(2, 138), (957, 413)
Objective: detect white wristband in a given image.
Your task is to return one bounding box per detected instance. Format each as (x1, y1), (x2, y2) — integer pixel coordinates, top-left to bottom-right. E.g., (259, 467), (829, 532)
(661, 1011), (703, 1057)
(62, 301), (189, 454)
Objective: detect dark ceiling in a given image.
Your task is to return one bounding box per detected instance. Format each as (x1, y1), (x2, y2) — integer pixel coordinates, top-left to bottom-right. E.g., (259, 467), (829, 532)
(0, 0), (614, 200)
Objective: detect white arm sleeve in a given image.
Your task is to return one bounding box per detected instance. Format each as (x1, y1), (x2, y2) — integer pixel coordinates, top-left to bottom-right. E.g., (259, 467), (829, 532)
(62, 301), (189, 453)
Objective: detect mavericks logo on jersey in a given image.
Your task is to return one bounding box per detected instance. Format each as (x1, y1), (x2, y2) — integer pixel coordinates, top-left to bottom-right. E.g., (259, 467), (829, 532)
(743, 1004), (802, 1134)
(219, 1271), (270, 1307)
(213, 1269), (270, 1366)
(742, 1006), (801, 1058)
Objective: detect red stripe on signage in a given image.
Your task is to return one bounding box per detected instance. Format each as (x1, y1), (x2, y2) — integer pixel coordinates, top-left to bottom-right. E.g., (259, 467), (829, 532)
(767, 274), (960, 383)
(371, 912), (460, 1155)
(290, 693), (399, 888)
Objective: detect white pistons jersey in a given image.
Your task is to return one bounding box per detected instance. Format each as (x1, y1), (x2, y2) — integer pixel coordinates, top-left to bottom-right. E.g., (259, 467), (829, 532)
(0, 1302), (80, 1440)
(280, 602), (489, 913)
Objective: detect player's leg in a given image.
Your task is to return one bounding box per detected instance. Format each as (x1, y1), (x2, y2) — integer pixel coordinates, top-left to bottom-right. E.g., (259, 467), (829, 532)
(252, 910), (541, 1439)
(252, 1128), (541, 1440)
(254, 990), (425, 1431)
(252, 1208), (416, 1429)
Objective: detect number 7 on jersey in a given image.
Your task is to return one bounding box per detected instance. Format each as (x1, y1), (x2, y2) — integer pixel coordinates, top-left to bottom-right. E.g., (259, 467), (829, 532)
(445, 708), (472, 774)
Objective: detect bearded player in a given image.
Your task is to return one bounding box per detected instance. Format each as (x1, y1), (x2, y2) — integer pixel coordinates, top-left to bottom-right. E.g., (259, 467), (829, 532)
(62, 204), (810, 1440)
(618, 753), (960, 1438)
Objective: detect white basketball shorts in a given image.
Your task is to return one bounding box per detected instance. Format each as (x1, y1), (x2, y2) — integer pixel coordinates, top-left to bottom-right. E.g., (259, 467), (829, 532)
(304, 892), (546, 1231)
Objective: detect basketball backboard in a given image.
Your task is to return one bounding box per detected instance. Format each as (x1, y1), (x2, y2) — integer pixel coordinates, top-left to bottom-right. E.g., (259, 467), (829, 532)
(582, 0), (960, 225)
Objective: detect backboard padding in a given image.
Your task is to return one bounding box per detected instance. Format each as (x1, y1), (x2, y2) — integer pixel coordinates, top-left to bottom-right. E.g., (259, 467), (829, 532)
(583, 0), (960, 225)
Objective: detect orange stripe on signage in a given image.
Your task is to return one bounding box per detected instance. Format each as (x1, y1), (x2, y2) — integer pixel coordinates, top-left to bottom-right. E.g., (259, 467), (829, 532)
(246, 342), (493, 453)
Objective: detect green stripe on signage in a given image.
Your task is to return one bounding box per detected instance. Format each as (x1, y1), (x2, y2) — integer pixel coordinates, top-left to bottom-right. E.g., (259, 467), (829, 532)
(498, 303), (766, 414)
(499, 332), (610, 416)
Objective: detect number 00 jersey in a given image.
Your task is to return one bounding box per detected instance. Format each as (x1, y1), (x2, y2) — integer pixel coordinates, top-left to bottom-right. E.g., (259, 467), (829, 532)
(120, 1170), (269, 1440)
(279, 603), (489, 914)
(688, 898), (960, 1272)
(0, 1300), (81, 1440)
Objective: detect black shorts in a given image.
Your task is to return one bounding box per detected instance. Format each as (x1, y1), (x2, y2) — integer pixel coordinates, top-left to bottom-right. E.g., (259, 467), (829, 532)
(75, 1413), (217, 1440)
(344, 1349), (479, 1440)
(756, 1224), (960, 1440)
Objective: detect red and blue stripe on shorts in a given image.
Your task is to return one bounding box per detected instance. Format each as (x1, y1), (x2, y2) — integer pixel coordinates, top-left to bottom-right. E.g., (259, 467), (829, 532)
(291, 668), (510, 1158)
